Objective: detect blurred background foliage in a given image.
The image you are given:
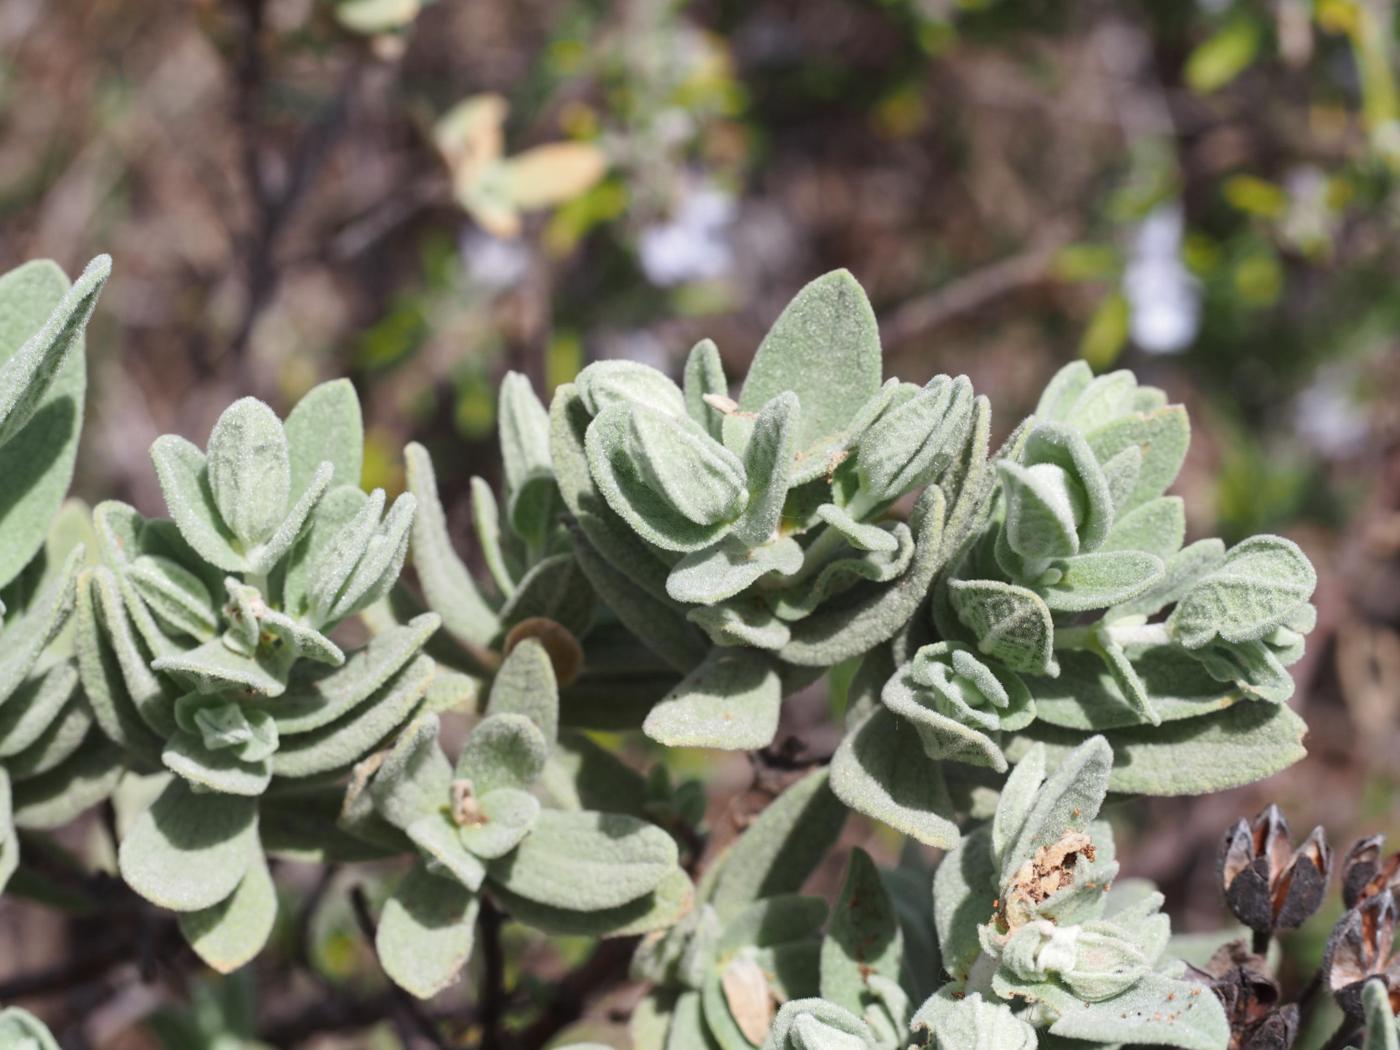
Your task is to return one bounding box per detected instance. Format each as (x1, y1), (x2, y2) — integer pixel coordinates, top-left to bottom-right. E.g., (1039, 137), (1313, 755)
(3, 0), (1400, 1046)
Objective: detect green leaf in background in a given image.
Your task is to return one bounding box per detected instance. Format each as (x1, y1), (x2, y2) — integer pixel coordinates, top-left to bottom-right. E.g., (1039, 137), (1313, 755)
(1185, 18), (1261, 95)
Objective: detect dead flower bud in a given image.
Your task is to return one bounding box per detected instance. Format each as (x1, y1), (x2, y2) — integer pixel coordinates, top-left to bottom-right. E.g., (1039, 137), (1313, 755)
(1324, 889), (1400, 1018)
(1341, 835), (1400, 910)
(1219, 805), (1331, 932)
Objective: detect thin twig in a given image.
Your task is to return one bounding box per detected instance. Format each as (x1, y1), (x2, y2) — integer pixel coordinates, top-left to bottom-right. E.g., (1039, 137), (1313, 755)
(513, 939), (638, 1050)
(478, 897), (507, 1050)
(881, 224), (1076, 347)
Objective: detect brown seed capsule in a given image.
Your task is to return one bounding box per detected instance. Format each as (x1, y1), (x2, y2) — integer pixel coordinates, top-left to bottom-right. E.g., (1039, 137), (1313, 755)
(1341, 835), (1400, 910)
(1219, 806), (1332, 932)
(1324, 889), (1400, 1018)
(1186, 940), (1297, 1050)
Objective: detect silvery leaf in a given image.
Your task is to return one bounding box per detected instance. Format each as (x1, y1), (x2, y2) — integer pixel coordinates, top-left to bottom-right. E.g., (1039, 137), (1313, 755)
(736, 270), (882, 458)
(205, 397), (291, 548)
(644, 648), (782, 751)
(376, 864), (479, 999)
(486, 808), (678, 910)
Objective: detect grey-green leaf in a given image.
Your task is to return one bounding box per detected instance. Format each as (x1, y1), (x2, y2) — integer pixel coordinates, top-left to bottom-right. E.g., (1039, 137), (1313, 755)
(738, 270), (882, 455)
(486, 808), (678, 910)
(205, 397), (291, 547)
(376, 864), (479, 999)
(284, 378), (363, 501)
(118, 778), (260, 911)
(709, 768), (846, 921)
(643, 648), (783, 751)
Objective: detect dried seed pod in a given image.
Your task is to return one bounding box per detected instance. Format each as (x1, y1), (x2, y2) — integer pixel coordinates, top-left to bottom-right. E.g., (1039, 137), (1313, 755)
(1189, 940), (1280, 1034)
(1239, 1003), (1299, 1050)
(1324, 890), (1400, 1018)
(1342, 835), (1400, 910)
(1219, 806), (1332, 932)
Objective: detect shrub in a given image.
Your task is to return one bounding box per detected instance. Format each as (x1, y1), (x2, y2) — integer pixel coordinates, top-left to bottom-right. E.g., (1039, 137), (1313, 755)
(3, 256), (1383, 1050)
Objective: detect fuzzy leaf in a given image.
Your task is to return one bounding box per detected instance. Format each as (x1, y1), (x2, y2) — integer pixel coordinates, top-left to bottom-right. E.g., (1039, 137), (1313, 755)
(0, 546), (82, 707)
(779, 483), (948, 667)
(150, 436), (246, 572)
(369, 714), (451, 828)
(685, 339), (728, 441)
(831, 707), (960, 848)
(645, 648), (782, 750)
(709, 768), (846, 921)
(587, 403), (747, 551)
(178, 851), (277, 973)
(1009, 699), (1308, 795)
(499, 371), (559, 546)
(948, 579), (1057, 676)
(857, 375), (974, 504)
(262, 613), (439, 735)
(377, 865), (479, 999)
(1028, 645), (1238, 731)
(403, 442), (501, 648)
(734, 392), (798, 546)
(1084, 405), (1190, 512)
(821, 848), (903, 1013)
(1363, 977), (1399, 1050)
(205, 397), (291, 547)
(9, 734), (124, 830)
(1037, 549), (1164, 612)
(118, 778), (259, 911)
(0, 663), (79, 759)
(0, 258), (103, 587)
(668, 536), (803, 606)
(0, 1007), (60, 1050)
(271, 654), (435, 779)
(284, 378), (363, 500)
(486, 808), (678, 910)
(1046, 973), (1229, 1050)
(569, 522), (708, 673)
(738, 270), (882, 455)
(486, 637), (559, 745)
(489, 866), (694, 938)
(577, 360), (688, 418)
(458, 787), (539, 858)
(932, 825), (998, 981)
(459, 713), (550, 793)
(1169, 535), (1316, 648)
(499, 553), (595, 639)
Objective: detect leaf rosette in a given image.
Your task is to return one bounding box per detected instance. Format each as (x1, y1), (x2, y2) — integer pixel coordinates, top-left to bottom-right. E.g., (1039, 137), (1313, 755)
(342, 638), (689, 998)
(547, 272), (992, 751)
(71, 381), (457, 971)
(922, 737), (1230, 1050)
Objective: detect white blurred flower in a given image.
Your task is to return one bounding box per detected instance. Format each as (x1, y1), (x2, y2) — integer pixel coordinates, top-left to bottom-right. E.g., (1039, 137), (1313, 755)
(638, 182), (736, 287)
(1123, 203), (1201, 354)
(460, 228), (531, 292)
(1294, 368), (1367, 458)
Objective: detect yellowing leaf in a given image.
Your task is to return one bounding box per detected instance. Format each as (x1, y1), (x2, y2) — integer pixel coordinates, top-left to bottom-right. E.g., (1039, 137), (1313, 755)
(1080, 292), (1129, 370)
(1185, 19), (1261, 95)
(505, 143), (609, 210)
(1223, 175), (1287, 217)
(434, 94), (508, 185)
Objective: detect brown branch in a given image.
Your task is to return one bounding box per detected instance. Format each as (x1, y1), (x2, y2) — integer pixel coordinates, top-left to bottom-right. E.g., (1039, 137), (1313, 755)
(512, 939), (638, 1050)
(880, 224), (1076, 347)
(478, 897), (508, 1050)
